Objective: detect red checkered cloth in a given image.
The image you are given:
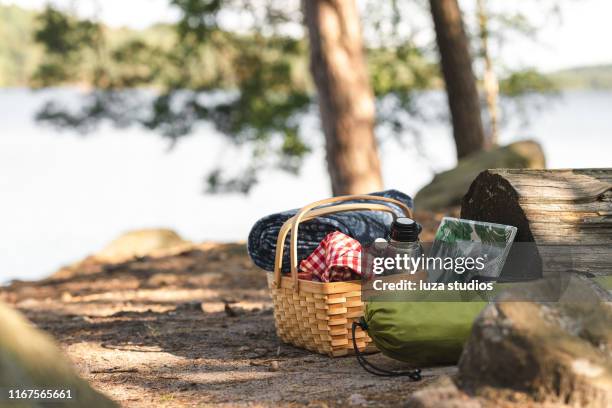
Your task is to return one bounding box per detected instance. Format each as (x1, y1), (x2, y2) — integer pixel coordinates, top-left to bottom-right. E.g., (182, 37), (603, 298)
(299, 231), (362, 282)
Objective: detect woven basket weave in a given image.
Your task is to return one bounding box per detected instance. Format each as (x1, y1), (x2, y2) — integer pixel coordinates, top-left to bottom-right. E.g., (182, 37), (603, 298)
(267, 194), (412, 357)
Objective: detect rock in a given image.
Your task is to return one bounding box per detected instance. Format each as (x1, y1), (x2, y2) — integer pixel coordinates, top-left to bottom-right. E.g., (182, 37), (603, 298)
(0, 302), (117, 407)
(414, 140), (545, 210)
(347, 392), (368, 406)
(269, 361), (280, 372)
(95, 228), (188, 262)
(405, 377), (481, 408)
(458, 301), (612, 407)
(174, 301), (203, 312)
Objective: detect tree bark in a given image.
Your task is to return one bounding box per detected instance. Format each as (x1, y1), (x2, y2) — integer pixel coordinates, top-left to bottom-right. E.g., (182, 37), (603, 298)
(477, 0), (499, 147)
(430, 0), (485, 159)
(461, 169), (612, 277)
(303, 0), (383, 196)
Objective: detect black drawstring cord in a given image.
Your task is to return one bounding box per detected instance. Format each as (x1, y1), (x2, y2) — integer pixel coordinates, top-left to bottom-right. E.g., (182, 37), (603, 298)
(352, 320), (422, 381)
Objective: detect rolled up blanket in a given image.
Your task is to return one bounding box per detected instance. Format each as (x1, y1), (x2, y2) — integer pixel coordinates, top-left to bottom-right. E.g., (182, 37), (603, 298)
(247, 190), (413, 273)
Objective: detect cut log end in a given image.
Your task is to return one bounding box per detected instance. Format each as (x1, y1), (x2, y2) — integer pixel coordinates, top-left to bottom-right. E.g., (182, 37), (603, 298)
(461, 170), (543, 281)
(461, 170), (534, 242)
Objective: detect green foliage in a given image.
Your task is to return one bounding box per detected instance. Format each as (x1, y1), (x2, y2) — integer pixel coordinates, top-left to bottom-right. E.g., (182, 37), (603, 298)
(547, 64), (612, 90)
(172, 0), (222, 40)
(30, 6), (103, 87)
(27, 2), (438, 193)
(500, 69), (557, 97)
(34, 6), (100, 55)
(9, 1), (579, 192)
(0, 5), (42, 87)
(368, 44), (438, 96)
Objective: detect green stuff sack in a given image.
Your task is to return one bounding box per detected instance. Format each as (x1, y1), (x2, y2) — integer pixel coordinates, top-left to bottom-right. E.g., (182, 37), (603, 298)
(363, 300), (486, 366)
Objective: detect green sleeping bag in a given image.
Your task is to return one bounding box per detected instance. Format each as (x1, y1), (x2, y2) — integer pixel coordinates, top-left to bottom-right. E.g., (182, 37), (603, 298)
(363, 300), (486, 366)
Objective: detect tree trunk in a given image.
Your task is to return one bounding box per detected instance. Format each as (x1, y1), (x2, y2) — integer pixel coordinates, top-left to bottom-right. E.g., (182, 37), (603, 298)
(430, 0), (485, 159)
(477, 0), (499, 147)
(461, 169), (612, 278)
(303, 0), (383, 196)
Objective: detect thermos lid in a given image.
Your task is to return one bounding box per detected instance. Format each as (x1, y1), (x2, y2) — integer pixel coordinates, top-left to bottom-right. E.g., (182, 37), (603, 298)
(390, 217), (421, 242)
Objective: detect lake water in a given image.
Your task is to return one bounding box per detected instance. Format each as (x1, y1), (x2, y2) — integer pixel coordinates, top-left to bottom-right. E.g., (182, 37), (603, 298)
(1, 89), (610, 282)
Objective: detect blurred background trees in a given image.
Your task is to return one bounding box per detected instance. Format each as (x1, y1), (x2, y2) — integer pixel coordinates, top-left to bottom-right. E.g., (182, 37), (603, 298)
(2, 0), (611, 283)
(429, 0), (485, 158)
(303, 0), (382, 195)
(3, 0), (567, 195)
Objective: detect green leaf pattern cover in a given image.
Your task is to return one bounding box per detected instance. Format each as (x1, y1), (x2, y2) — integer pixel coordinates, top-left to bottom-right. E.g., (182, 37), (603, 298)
(434, 217), (516, 245)
(429, 217), (517, 283)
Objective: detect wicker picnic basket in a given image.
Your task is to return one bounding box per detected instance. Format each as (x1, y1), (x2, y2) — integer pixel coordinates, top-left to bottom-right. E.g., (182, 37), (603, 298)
(267, 194), (413, 357)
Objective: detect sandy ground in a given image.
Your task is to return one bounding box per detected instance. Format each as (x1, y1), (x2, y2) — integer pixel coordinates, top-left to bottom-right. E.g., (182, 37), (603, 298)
(0, 211), (455, 407)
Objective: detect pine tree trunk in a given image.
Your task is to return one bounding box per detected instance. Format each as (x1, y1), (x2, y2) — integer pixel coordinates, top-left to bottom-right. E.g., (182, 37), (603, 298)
(303, 0), (383, 196)
(430, 0), (485, 159)
(477, 0), (499, 147)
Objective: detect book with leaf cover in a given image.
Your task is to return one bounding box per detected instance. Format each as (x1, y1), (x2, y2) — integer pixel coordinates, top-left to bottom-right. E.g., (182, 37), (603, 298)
(428, 217), (517, 284)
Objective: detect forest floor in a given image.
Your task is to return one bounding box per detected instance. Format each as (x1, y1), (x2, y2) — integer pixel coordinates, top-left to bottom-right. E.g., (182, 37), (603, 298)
(0, 211), (455, 407)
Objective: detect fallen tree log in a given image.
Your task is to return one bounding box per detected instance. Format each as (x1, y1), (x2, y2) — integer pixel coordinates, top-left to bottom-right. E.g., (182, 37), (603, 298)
(461, 169), (612, 278)
(415, 140), (545, 210)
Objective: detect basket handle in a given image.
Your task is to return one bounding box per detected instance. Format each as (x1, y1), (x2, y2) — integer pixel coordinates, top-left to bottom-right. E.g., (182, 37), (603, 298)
(273, 195), (413, 290)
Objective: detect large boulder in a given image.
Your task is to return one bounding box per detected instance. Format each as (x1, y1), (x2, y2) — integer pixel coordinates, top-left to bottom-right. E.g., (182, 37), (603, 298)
(0, 302), (117, 407)
(458, 300), (612, 407)
(95, 228), (189, 262)
(414, 140), (545, 210)
(406, 298), (612, 408)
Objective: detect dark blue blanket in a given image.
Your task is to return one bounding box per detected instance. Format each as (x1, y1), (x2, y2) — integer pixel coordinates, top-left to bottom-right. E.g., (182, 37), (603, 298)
(247, 190), (413, 273)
